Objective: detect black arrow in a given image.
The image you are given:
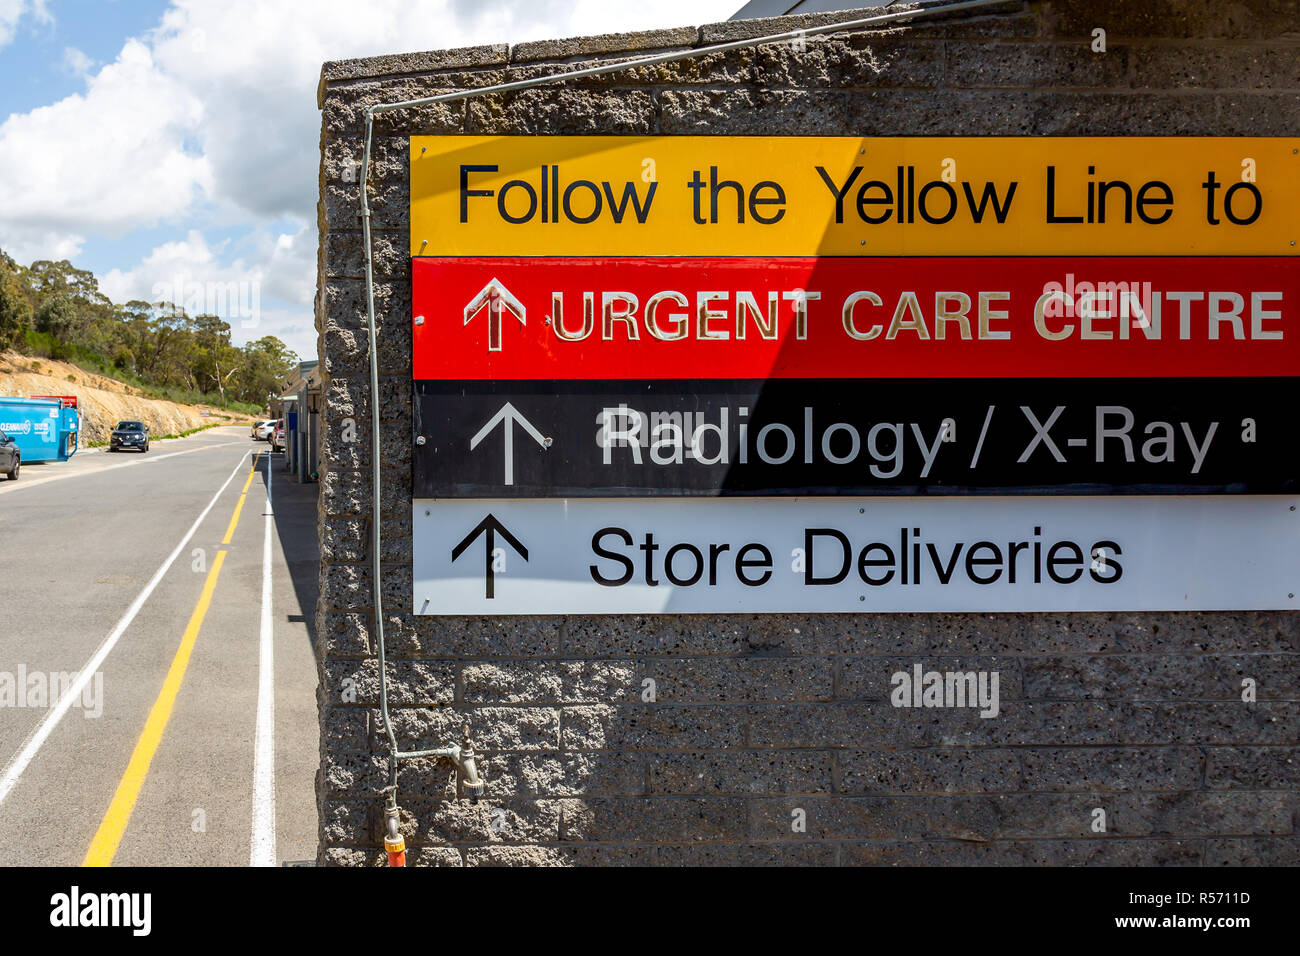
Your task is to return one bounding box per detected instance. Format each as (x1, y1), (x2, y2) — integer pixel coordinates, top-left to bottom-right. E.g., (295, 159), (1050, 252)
(450, 513), (529, 599)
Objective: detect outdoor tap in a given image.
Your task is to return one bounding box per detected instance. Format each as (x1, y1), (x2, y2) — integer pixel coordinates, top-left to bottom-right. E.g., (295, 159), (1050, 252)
(391, 726), (487, 804)
(380, 784), (405, 867)
(457, 726), (485, 804)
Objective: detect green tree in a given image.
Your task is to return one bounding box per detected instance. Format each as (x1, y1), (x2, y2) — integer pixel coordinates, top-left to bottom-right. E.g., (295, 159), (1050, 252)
(235, 336), (298, 404)
(26, 259), (110, 309)
(0, 247), (305, 412)
(34, 295), (78, 341)
(111, 343), (135, 373)
(192, 314), (245, 405)
(0, 251), (34, 350)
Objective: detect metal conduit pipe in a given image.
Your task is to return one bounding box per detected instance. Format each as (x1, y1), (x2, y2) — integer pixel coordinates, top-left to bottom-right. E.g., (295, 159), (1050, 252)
(355, 0), (1010, 802)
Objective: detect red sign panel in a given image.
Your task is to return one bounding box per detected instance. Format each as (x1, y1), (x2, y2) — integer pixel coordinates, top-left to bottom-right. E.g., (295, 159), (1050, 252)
(412, 256), (1299, 381)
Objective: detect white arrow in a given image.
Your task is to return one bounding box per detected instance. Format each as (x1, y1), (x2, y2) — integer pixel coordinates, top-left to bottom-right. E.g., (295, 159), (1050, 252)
(464, 277), (526, 352)
(470, 402), (547, 486)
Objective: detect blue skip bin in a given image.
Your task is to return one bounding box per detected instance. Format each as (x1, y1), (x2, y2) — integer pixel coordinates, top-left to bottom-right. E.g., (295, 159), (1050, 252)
(0, 395), (80, 462)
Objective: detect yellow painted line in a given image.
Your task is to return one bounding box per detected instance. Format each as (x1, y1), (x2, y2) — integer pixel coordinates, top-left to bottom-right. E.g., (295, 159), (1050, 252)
(83, 549), (229, 867)
(220, 458), (258, 545)
(83, 451), (256, 866)
(241, 455), (259, 493)
(222, 496), (247, 544)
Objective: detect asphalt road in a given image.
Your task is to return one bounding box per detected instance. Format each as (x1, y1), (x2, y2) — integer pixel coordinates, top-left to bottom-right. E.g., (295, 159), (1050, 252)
(0, 425), (319, 866)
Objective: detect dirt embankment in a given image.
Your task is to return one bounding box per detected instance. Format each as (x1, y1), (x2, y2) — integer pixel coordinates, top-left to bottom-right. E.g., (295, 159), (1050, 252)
(0, 351), (254, 443)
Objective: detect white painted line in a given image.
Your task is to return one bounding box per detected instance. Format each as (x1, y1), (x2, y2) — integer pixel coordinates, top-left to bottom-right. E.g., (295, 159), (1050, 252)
(250, 452), (277, 866)
(0, 449), (252, 807)
(0, 440), (247, 495)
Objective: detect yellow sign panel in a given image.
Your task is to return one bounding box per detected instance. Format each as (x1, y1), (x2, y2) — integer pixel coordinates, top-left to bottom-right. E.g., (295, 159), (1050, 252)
(409, 135), (1299, 257)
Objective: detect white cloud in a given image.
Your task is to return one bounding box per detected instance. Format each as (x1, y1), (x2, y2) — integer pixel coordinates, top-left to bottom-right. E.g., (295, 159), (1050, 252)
(0, 39), (211, 254)
(99, 225), (318, 357)
(0, 0), (740, 359)
(145, 0), (740, 222)
(61, 46), (93, 77)
(1, 229), (83, 265)
(100, 226), (314, 308)
(0, 0), (50, 49)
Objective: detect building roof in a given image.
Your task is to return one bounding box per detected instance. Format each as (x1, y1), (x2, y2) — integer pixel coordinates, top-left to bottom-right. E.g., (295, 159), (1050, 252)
(280, 360), (322, 400)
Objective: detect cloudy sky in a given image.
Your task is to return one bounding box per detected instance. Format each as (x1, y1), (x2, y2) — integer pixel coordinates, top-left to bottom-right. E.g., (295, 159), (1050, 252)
(0, 0), (739, 361)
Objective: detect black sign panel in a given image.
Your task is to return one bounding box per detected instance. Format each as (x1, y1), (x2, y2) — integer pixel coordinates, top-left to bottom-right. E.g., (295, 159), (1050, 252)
(413, 378), (1299, 498)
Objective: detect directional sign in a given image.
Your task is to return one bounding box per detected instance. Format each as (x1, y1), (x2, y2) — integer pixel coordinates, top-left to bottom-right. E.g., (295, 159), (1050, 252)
(410, 136), (1300, 258)
(413, 496), (1300, 615)
(413, 256), (1300, 381)
(409, 135), (1300, 615)
(414, 378), (1300, 497)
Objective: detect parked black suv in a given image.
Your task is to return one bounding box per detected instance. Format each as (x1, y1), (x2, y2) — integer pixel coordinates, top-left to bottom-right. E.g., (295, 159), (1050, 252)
(0, 430), (18, 479)
(109, 421), (149, 453)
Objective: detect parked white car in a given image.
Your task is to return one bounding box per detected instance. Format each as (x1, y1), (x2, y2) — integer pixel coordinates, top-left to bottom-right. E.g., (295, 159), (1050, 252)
(252, 419), (277, 441)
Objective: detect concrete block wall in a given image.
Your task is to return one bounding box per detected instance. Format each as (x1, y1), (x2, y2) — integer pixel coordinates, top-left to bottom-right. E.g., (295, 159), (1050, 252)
(314, 0), (1300, 865)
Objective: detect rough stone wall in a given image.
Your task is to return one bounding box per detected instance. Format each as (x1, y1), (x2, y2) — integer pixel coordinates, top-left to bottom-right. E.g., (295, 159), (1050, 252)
(315, 0), (1300, 866)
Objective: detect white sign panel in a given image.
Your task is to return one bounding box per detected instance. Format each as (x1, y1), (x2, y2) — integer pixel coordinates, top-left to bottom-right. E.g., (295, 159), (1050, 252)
(413, 496), (1300, 615)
